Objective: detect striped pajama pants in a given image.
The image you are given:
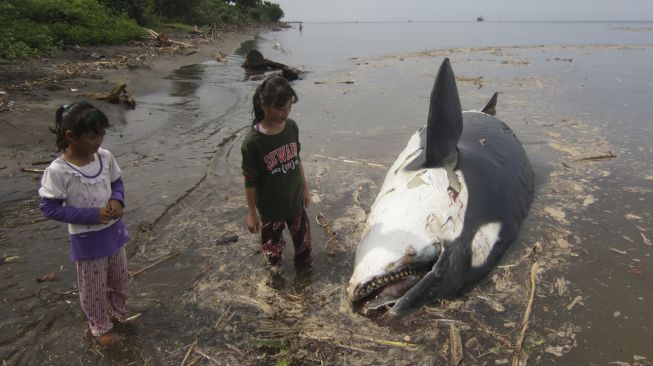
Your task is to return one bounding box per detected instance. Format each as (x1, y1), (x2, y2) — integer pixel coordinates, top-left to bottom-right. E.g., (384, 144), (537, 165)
(261, 208), (312, 265)
(76, 246), (129, 336)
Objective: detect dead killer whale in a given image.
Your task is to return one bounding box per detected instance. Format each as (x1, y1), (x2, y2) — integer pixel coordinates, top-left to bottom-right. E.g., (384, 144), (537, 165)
(348, 58), (534, 316)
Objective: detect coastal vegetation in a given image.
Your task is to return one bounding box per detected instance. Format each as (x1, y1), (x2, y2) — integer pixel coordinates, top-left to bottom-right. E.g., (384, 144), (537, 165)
(0, 0), (284, 62)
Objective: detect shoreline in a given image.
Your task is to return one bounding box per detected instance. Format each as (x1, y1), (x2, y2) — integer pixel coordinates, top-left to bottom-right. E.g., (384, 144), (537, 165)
(0, 26), (265, 199)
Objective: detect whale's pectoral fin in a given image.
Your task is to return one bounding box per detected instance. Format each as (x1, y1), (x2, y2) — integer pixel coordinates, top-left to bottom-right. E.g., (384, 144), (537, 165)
(426, 58), (463, 167)
(388, 245), (448, 317)
(481, 92), (498, 116)
(387, 268), (442, 317)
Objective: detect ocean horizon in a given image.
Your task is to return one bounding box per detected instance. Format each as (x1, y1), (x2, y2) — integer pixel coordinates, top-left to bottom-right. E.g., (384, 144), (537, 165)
(250, 20), (653, 76)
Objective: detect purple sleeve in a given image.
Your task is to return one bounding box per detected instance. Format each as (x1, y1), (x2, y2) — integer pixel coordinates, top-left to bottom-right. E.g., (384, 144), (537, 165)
(110, 178), (125, 207)
(39, 197), (99, 225)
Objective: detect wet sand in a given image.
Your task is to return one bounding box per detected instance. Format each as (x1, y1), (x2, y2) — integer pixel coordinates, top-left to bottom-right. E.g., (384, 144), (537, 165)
(1, 34), (652, 366)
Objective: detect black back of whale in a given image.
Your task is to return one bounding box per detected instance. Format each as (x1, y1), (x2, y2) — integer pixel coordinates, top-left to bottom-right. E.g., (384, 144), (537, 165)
(390, 59), (534, 316)
(451, 111), (534, 289)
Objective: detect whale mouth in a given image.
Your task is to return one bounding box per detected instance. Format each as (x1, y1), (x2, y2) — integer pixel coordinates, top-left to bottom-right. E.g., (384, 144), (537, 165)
(351, 264), (431, 314)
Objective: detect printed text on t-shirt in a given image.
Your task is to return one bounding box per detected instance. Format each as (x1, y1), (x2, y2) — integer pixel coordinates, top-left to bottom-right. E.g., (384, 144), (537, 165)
(264, 143), (299, 174)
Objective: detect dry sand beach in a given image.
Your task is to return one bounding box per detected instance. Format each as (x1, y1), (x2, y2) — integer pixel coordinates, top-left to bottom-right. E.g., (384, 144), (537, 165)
(1, 23), (652, 365)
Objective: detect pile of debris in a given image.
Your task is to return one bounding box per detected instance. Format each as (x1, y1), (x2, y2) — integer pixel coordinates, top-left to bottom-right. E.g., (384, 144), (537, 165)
(144, 28), (193, 48)
(192, 24), (220, 39)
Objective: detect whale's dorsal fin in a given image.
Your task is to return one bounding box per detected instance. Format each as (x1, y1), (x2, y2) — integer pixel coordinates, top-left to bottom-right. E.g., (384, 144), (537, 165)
(481, 92), (498, 116)
(426, 58), (462, 167)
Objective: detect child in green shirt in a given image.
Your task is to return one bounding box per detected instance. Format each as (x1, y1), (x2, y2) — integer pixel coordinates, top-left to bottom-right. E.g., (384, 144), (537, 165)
(241, 75), (312, 269)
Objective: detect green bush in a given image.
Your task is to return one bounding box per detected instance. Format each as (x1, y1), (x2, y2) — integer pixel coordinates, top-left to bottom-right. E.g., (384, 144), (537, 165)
(155, 0), (283, 25)
(14, 0), (145, 44)
(163, 0), (245, 26)
(0, 0), (145, 62)
(100, 0), (149, 25)
(262, 1), (283, 22)
(0, 0), (286, 62)
(154, 0), (203, 21)
(0, 35), (38, 61)
(245, 1), (283, 23)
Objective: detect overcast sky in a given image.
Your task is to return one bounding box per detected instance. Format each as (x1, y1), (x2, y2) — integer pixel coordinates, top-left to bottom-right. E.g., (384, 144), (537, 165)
(273, 0), (653, 22)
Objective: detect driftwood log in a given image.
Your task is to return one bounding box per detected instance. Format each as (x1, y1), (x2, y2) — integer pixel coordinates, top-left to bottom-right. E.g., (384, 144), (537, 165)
(0, 92), (8, 112)
(214, 51), (228, 63)
(87, 82), (135, 108)
(144, 28), (193, 48)
(242, 50), (303, 81)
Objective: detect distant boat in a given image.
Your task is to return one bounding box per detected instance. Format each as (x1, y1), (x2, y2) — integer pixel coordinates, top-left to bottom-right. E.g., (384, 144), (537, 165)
(477, 16), (485, 22)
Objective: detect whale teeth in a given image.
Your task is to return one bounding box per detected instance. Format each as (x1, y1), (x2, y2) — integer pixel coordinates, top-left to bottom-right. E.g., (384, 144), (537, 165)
(355, 267), (426, 301)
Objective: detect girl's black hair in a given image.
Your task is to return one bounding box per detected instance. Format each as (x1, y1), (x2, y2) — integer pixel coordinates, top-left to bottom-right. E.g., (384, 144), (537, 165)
(251, 75), (298, 125)
(51, 101), (109, 151)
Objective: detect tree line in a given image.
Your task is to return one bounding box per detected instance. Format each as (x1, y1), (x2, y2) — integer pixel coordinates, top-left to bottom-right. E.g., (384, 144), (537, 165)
(1, 0), (284, 62)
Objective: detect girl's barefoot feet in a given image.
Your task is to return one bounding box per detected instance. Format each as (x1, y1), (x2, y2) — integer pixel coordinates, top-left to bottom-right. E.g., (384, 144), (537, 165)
(96, 331), (122, 348)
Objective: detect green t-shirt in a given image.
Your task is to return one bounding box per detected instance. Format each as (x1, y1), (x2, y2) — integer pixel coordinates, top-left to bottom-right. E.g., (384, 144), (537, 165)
(241, 118), (304, 221)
